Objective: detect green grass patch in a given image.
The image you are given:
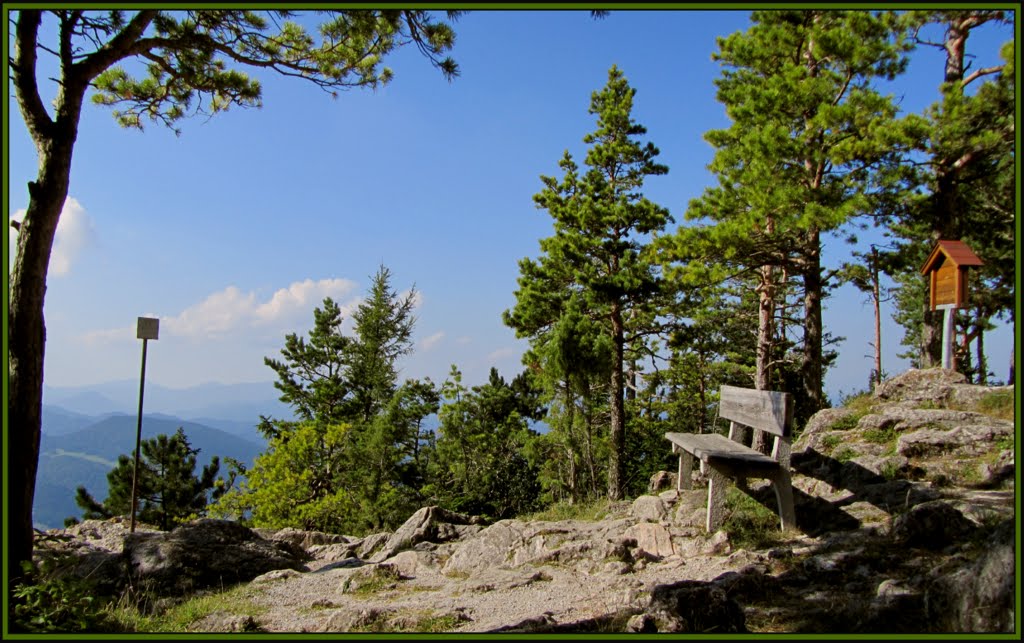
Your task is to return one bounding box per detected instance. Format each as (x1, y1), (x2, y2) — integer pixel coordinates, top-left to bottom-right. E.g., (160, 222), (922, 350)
(861, 426), (899, 447)
(975, 390), (1014, 421)
(994, 435), (1014, 451)
(723, 487), (784, 551)
(107, 583), (266, 633)
(821, 434), (842, 451)
(833, 446), (858, 463)
(522, 497), (615, 522)
(829, 410), (866, 431)
(350, 608), (464, 633)
(879, 459), (903, 481)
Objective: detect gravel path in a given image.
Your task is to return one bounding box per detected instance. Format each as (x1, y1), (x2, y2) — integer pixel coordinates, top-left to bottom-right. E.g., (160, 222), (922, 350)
(245, 544), (763, 633)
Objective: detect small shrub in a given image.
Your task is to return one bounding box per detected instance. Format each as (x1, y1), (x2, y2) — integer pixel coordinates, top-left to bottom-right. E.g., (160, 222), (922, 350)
(347, 565), (402, 595)
(11, 560), (119, 633)
(862, 426), (898, 446)
(879, 459), (903, 481)
(994, 435), (1014, 451)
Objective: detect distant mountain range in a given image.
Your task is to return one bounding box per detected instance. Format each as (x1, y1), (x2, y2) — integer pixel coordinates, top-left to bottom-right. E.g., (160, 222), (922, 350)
(35, 411), (268, 531)
(32, 380), (292, 531)
(43, 379), (293, 425)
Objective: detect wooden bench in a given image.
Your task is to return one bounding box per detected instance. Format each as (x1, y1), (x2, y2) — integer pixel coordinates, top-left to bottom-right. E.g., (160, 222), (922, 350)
(665, 385), (796, 533)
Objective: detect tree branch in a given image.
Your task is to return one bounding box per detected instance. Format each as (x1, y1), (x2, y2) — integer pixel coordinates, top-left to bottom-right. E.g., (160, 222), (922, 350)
(74, 10), (159, 82)
(961, 64), (1003, 87)
(12, 10), (54, 142)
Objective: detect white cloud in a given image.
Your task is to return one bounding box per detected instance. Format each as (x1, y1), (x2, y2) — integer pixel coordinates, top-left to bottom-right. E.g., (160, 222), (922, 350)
(81, 278), (359, 344)
(419, 331), (445, 351)
(81, 324), (135, 345)
(486, 347), (519, 362)
(8, 197), (95, 277)
(164, 278), (358, 339)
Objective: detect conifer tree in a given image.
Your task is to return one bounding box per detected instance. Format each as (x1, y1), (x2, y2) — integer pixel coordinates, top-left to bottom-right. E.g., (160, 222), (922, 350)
(661, 10), (915, 420)
(884, 11), (1014, 379)
(504, 66), (671, 501)
(74, 428), (225, 531)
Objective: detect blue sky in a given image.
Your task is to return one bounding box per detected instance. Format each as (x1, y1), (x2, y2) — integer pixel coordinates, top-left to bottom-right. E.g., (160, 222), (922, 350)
(6, 9), (1016, 404)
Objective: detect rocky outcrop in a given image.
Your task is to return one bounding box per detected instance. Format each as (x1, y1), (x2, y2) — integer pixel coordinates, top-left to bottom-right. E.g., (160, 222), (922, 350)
(124, 519), (308, 595)
(637, 579), (747, 633)
(34, 369), (1015, 634)
(925, 518), (1016, 633)
(370, 506), (482, 562)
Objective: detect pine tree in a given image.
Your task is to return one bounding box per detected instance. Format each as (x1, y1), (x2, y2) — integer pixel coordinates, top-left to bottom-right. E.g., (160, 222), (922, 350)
(262, 297), (353, 436)
(74, 428), (225, 531)
(504, 65), (671, 500)
(661, 10), (915, 420)
(884, 11), (1014, 379)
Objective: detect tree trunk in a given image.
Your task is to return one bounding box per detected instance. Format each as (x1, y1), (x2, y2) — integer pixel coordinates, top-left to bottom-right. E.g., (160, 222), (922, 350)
(9, 149), (75, 578)
(871, 246), (883, 387)
(801, 228), (825, 418)
(607, 304), (625, 501)
(752, 262), (775, 453)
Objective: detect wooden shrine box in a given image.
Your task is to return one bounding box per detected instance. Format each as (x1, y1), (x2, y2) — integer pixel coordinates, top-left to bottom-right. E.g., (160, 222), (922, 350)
(920, 240), (983, 310)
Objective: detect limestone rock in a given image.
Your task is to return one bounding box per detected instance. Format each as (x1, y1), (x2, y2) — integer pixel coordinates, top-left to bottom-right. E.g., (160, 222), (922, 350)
(873, 368), (967, 404)
(648, 470), (677, 493)
(630, 495), (667, 522)
(623, 522), (675, 559)
(371, 506), (482, 562)
(124, 519), (308, 596)
(889, 501), (977, 550)
(643, 580), (747, 633)
(925, 519), (1015, 632)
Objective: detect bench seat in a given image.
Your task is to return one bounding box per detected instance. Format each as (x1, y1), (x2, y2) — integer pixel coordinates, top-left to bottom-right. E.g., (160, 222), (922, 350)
(664, 385), (796, 533)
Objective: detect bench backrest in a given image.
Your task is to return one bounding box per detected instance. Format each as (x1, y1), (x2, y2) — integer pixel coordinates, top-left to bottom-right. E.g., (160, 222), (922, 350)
(719, 385), (793, 439)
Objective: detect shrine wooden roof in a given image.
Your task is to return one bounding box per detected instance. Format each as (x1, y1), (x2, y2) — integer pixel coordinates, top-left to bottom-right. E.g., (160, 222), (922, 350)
(920, 239), (984, 274)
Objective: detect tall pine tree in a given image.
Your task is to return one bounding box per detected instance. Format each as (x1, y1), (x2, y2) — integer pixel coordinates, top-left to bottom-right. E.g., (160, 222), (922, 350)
(661, 10), (915, 421)
(504, 66), (671, 500)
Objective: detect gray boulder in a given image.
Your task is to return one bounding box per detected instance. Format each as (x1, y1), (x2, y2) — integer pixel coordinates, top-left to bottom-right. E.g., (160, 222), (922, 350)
(642, 580), (747, 633)
(371, 505), (482, 562)
(889, 501), (977, 551)
(925, 519), (1015, 632)
(124, 519), (308, 596)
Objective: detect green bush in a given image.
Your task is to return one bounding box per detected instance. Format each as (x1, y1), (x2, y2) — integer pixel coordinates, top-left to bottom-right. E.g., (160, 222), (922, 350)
(11, 560), (119, 633)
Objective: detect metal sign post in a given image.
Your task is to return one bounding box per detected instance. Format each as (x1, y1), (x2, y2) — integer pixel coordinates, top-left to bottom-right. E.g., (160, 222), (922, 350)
(936, 304), (956, 370)
(130, 317), (159, 533)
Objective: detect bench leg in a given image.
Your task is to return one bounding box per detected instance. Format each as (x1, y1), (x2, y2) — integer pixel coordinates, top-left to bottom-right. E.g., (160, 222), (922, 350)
(771, 470), (797, 532)
(677, 451), (693, 490)
(706, 467), (728, 532)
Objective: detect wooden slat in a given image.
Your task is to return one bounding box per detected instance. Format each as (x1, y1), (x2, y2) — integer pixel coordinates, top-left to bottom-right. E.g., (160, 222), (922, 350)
(718, 385), (792, 437)
(665, 432), (779, 469)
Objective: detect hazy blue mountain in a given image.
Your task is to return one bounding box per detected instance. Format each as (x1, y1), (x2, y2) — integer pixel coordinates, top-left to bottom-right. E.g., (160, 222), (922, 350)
(43, 380), (293, 422)
(41, 405), (101, 436)
(34, 414), (266, 531)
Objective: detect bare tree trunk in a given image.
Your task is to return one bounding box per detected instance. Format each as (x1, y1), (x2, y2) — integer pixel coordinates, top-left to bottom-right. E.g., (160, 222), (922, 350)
(607, 304), (625, 501)
(801, 229), (825, 419)
(868, 247), (882, 387)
